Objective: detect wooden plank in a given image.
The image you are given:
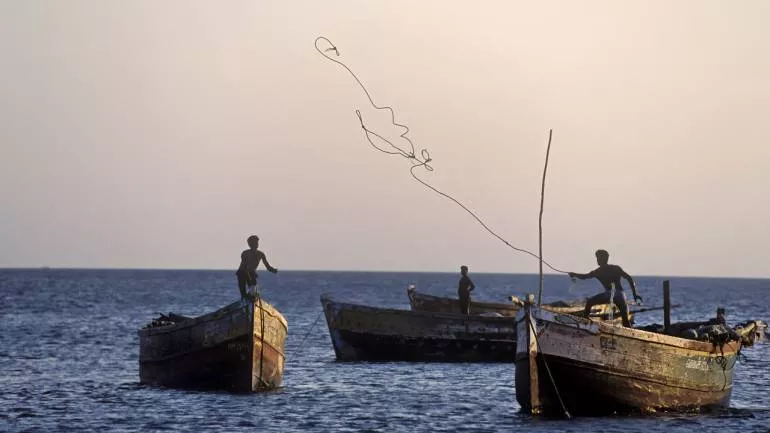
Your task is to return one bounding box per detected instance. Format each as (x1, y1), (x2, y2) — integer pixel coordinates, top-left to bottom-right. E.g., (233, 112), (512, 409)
(527, 305), (541, 414)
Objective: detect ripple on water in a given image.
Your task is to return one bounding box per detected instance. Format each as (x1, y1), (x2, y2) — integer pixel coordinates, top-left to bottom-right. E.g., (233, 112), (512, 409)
(2, 270), (770, 432)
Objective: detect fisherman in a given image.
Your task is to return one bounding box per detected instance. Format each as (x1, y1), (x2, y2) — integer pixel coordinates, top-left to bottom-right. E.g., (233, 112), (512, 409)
(458, 265), (475, 315)
(568, 249), (642, 327)
(236, 235), (278, 300)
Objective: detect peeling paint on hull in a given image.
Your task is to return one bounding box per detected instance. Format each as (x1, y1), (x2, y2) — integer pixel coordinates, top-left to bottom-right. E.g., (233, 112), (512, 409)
(515, 306), (740, 416)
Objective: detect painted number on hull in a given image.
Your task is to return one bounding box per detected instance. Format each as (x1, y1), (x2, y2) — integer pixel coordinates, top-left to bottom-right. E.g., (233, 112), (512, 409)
(685, 358), (709, 371)
(228, 342), (249, 353)
(600, 336), (617, 351)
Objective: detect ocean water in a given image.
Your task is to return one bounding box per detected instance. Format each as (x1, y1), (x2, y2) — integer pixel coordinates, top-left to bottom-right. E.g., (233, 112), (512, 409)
(1, 269), (769, 433)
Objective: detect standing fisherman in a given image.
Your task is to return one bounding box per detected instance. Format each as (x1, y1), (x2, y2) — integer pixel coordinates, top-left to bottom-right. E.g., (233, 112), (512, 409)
(458, 265), (475, 315)
(236, 235), (278, 300)
(568, 249), (642, 327)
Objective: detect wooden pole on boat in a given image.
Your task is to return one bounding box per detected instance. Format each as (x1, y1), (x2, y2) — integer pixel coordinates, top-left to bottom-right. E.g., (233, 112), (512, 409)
(537, 129), (553, 306)
(526, 293), (541, 414)
(663, 280), (671, 334)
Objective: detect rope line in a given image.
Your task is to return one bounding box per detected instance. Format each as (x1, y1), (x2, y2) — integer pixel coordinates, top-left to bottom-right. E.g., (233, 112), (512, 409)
(255, 289), (269, 388)
(296, 310), (324, 350)
(315, 36), (567, 274)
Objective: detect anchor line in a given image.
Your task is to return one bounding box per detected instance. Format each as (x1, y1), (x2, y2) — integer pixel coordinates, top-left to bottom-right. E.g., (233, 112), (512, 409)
(296, 310), (324, 350)
(314, 36), (567, 274)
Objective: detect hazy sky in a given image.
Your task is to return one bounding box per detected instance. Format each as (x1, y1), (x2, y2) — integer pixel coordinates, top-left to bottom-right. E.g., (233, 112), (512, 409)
(1, 1), (768, 277)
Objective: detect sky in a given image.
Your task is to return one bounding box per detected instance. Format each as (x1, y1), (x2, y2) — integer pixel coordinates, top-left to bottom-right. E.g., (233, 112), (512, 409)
(1, 1), (768, 277)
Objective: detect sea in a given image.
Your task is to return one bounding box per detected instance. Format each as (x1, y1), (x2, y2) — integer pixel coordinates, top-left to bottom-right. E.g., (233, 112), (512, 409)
(1, 269), (769, 433)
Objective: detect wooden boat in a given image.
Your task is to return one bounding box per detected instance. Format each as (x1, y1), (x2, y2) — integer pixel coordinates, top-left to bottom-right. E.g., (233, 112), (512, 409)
(515, 295), (742, 416)
(407, 286), (625, 321)
(139, 297), (288, 392)
(407, 285), (520, 316)
(321, 294), (517, 362)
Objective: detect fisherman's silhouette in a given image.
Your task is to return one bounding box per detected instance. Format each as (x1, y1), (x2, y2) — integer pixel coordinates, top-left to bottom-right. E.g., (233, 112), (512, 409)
(568, 249), (642, 327)
(236, 235), (278, 300)
(458, 265), (475, 316)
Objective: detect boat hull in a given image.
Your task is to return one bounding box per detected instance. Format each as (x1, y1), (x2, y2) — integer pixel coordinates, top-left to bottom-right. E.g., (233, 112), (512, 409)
(139, 298), (287, 392)
(322, 295), (517, 362)
(515, 306), (740, 416)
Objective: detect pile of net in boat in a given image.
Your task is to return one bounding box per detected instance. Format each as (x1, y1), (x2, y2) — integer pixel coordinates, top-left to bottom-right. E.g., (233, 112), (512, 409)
(732, 319), (768, 347)
(638, 321), (741, 344)
(143, 312), (190, 329)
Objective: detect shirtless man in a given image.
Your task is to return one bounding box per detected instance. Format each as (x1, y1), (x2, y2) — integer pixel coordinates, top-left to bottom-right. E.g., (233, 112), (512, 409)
(236, 235), (278, 299)
(569, 249), (642, 327)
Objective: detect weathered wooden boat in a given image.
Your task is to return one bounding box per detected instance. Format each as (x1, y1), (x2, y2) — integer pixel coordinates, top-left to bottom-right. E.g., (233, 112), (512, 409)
(407, 285), (521, 316)
(407, 286), (625, 321)
(139, 297), (288, 392)
(321, 294), (517, 362)
(515, 296), (742, 416)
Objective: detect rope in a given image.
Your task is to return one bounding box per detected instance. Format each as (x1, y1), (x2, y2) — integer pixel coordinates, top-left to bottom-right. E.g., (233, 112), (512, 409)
(737, 349), (748, 363)
(254, 288), (269, 388)
(527, 313), (572, 419)
(711, 341), (731, 391)
(314, 36), (568, 274)
(296, 310), (324, 350)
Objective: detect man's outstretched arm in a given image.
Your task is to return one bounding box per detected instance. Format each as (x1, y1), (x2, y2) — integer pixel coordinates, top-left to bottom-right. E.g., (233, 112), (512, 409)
(568, 270), (595, 280)
(260, 252), (278, 273)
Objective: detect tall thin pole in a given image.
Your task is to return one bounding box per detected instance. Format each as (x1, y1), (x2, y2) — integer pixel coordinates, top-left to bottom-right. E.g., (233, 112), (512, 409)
(537, 129), (553, 306)
(663, 280), (671, 333)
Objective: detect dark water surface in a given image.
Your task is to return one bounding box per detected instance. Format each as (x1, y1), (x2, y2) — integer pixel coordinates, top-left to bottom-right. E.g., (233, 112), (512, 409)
(2, 269), (769, 432)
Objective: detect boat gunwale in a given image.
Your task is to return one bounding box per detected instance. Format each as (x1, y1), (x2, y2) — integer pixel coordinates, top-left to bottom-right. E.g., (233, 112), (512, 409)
(409, 290), (520, 311)
(139, 298), (288, 337)
(519, 307), (741, 355)
(409, 289), (622, 316)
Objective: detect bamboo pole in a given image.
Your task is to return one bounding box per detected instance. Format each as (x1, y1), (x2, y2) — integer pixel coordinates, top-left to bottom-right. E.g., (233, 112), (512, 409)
(537, 129), (553, 306)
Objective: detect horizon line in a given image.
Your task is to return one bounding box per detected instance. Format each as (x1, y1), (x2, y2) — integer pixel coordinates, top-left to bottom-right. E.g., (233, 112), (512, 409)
(0, 266), (768, 280)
